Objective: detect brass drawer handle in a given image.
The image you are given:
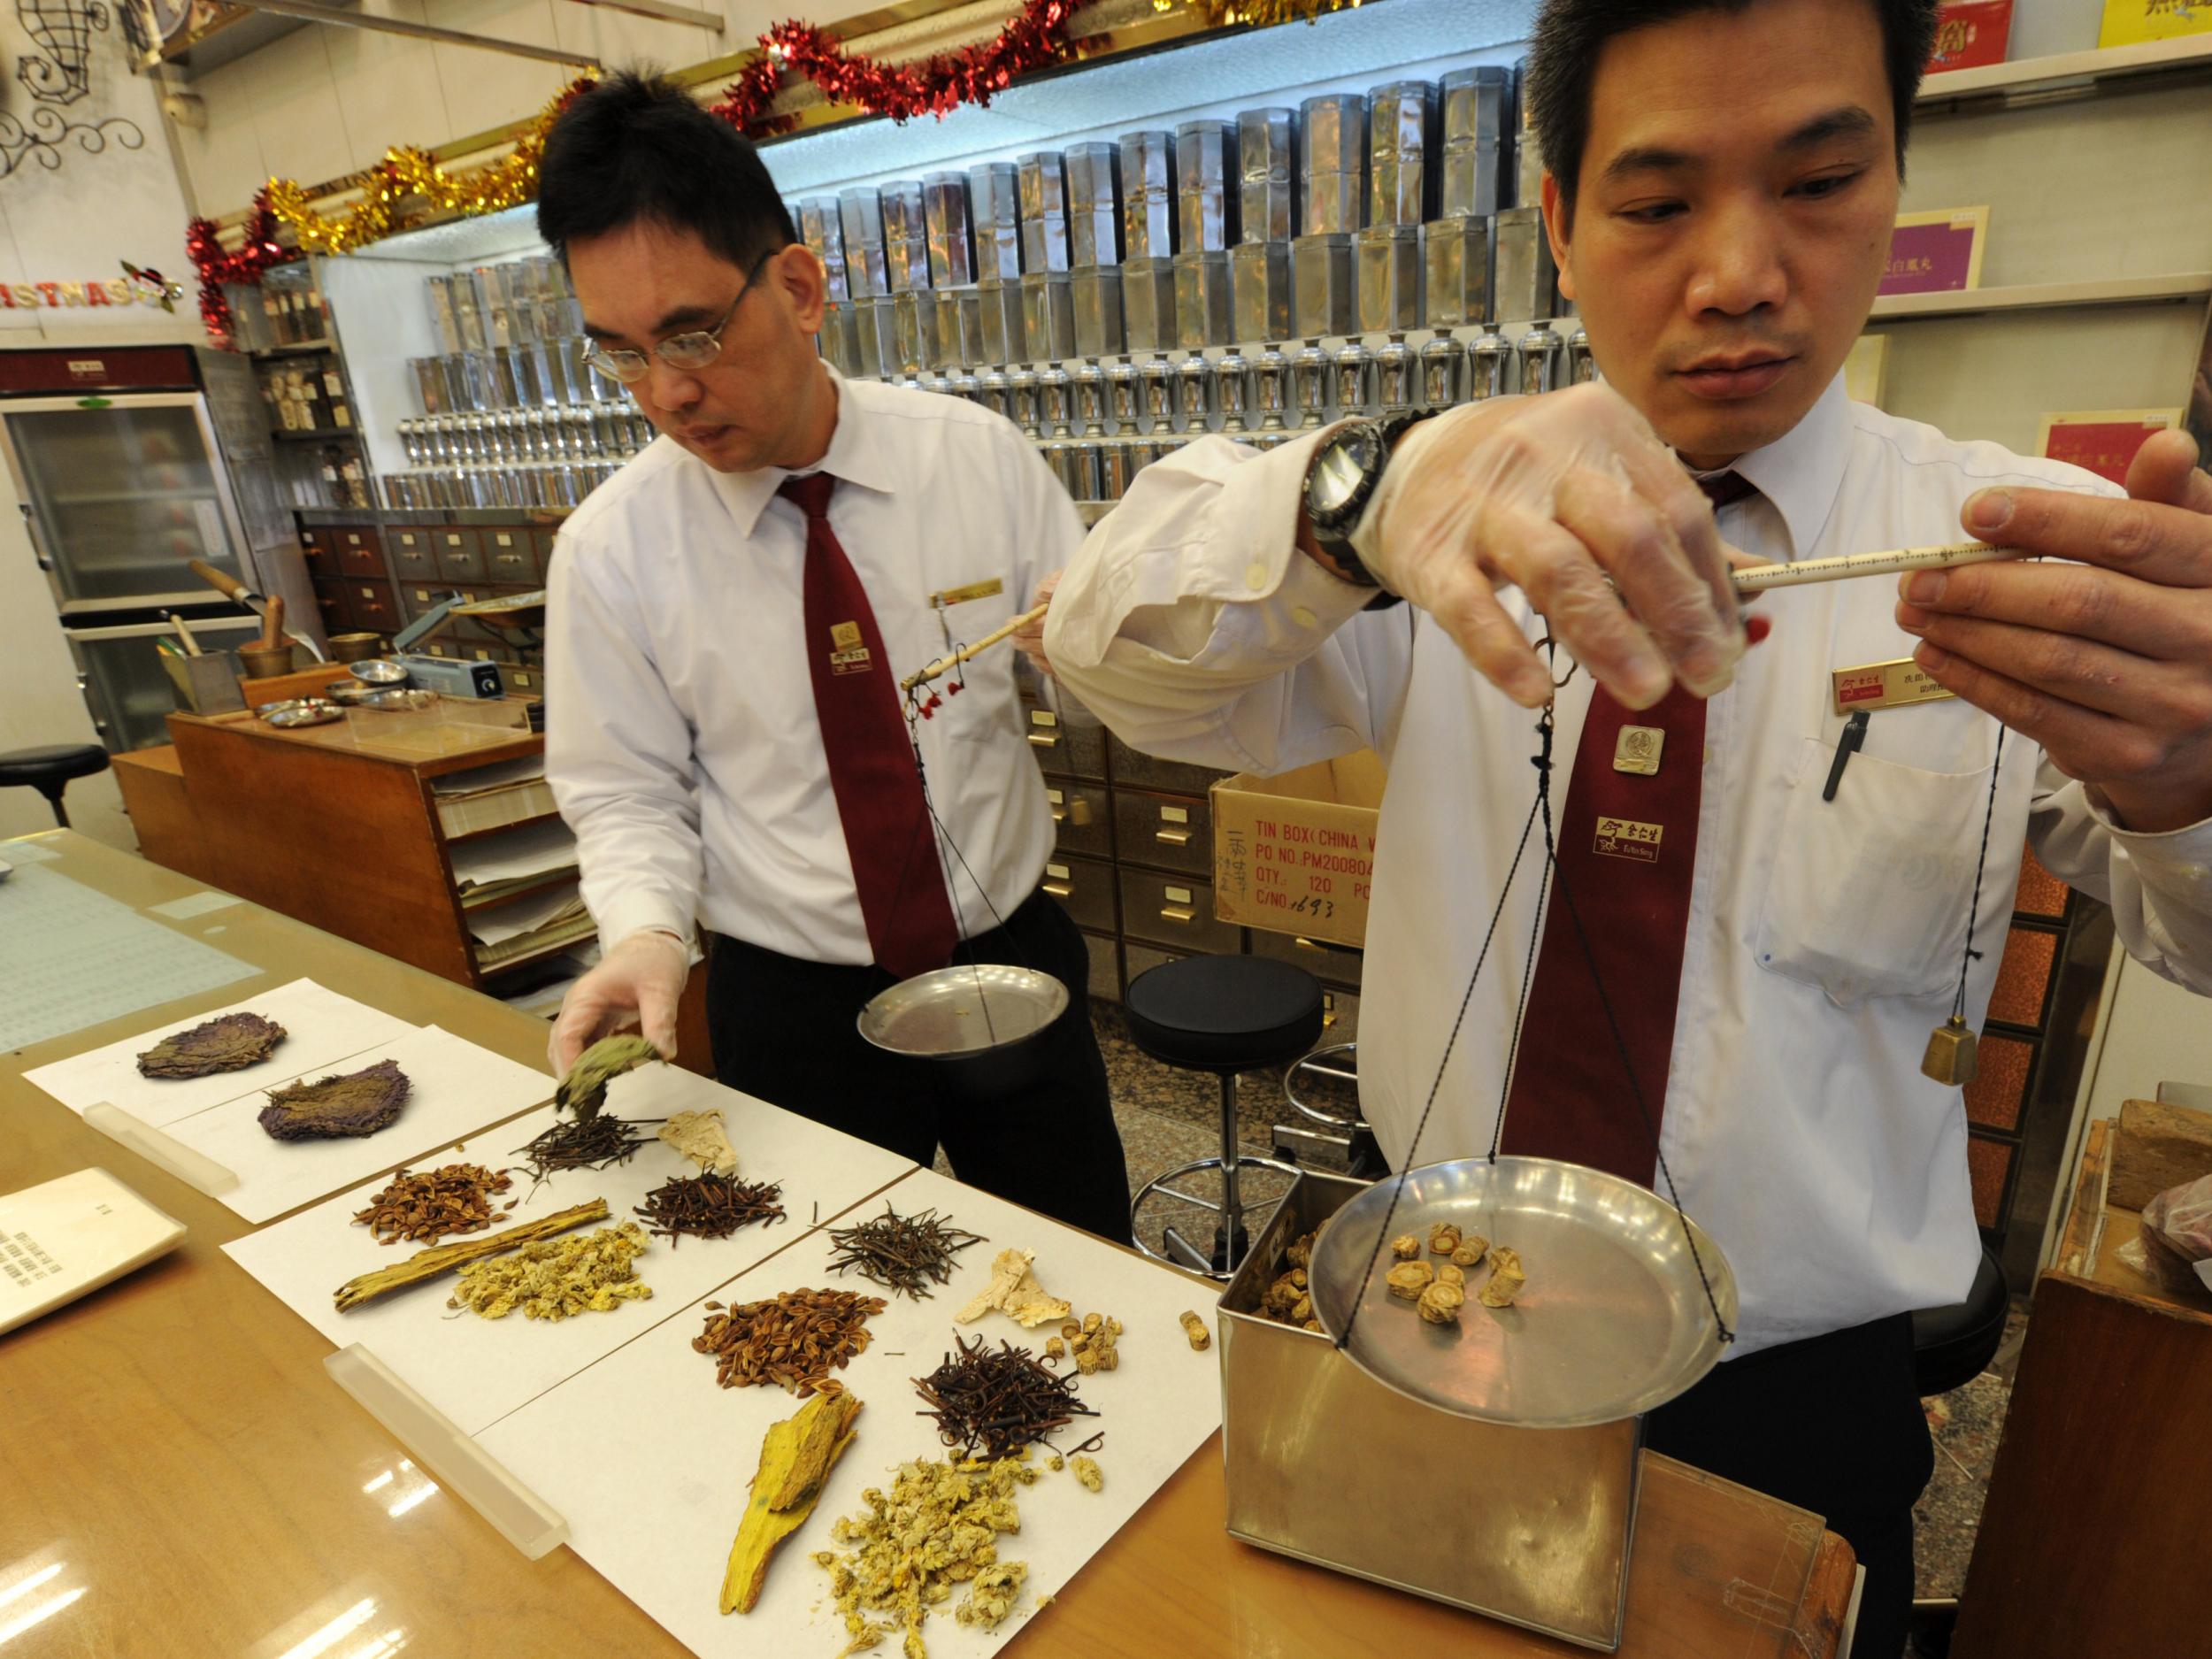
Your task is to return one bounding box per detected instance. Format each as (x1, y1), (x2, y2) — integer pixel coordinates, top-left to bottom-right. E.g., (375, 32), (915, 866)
(1048, 806), (1066, 822)
(1154, 827), (1190, 846)
(1026, 732), (1060, 749)
(1043, 881), (1073, 898)
(1159, 906), (1195, 924)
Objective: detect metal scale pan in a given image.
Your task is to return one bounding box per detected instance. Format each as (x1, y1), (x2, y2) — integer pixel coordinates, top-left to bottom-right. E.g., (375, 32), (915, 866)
(1307, 1154), (1738, 1428)
(858, 964), (1069, 1094)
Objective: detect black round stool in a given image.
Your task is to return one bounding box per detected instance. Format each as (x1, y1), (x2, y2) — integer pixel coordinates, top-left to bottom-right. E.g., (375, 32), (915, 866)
(1125, 955), (1324, 1279)
(0, 743), (109, 828)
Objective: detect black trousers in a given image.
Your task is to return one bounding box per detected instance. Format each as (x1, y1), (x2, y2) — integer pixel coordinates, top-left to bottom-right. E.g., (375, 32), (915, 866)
(1643, 1311), (1932, 1659)
(706, 887), (1133, 1245)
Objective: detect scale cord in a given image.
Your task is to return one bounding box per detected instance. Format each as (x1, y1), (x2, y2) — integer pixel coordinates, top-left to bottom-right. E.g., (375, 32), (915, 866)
(1950, 726), (2007, 1021)
(1333, 790), (1540, 1354)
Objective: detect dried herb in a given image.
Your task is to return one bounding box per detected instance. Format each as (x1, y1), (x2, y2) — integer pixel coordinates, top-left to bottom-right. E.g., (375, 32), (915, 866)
(695, 1286), (887, 1397)
(722, 1388), (864, 1616)
(1256, 1228), (1323, 1333)
(447, 1222), (650, 1321)
(555, 1033), (662, 1119)
(352, 1163), (514, 1245)
(136, 1011), (287, 1079)
(815, 1454), (1039, 1656)
(333, 1198), (609, 1312)
(953, 1246), (1070, 1328)
(258, 1058), (410, 1141)
(826, 1202), (985, 1298)
(515, 1112), (653, 1186)
(657, 1108), (738, 1175)
(635, 1172), (785, 1245)
(914, 1333), (1098, 1463)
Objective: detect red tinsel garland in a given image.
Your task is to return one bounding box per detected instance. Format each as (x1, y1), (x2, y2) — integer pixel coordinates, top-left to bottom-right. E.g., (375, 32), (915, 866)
(190, 0), (1105, 337)
(710, 0), (1097, 132)
(187, 188), (288, 345)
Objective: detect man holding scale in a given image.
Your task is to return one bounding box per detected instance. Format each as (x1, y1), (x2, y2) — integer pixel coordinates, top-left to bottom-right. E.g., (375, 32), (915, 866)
(535, 73), (1130, 1243)
(1044, 0), (2212, 1650)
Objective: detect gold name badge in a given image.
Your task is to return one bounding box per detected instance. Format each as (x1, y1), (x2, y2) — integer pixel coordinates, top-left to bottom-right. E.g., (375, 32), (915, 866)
(829, 647), (872, 676)
(830, 620), (864, 650)
(932, 578), (1005, 608)
(1613, 726), (1664, 775)
(1832, 657), (1956, 716)
(1593, 816), (1662, 864)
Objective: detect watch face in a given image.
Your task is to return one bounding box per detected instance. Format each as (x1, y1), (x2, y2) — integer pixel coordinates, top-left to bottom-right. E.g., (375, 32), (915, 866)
(1311, 426), (1379, 516)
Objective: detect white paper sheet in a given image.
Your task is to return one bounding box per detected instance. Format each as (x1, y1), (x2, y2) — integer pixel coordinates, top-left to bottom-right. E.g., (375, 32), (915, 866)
(432, 755), (544, 795)
(1, 836), (60, 863)
(147, 891), (246, 920)
(222, 1064), (917, 1434)
(467, 884), (585, 947)
(150, 1025), (550, 1224)
(474, 1167), (1224, 1659)
(450, 818), (579, 888)
(0, 864), (257, 1053)
(22, 979), (417, 1125)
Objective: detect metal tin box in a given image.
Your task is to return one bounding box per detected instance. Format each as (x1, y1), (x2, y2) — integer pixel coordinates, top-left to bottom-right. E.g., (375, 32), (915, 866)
(1022, 270), (1078, 362)
(796, 197), (849, 303)
(1440, 66), (1514, 218)
(1424, 213), (1494, 327)
(1018, 151), (1071, 273)
(923, 173), (976, 288)
(1173, 249), (1233, 349)
(1071, 265), (1125, 359)
(1231, 241), (1294, 347)
(1238, 107), (1296, 243)
(969, 162), (1024, 281)
(1370, 80), (1437, 228)
(1300, 93), (1367, 234)
(1176, 120), (1239, 253)
(1121, 256), (1179, 353)
(1065, 143), (1122, 269)
(1118, 129), (1177, 259)
(1219, 1170), (1640, 1651)
(838, 188), (889, 299)
(975, 276), (1026, 367)
(1494, 206), (1560, 324)
(879, 180), (931, 293)
(1291, 233), (1356, 340)
(1356, 225), (1423, 334)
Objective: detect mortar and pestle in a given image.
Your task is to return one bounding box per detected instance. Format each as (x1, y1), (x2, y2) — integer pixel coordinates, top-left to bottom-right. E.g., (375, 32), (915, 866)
(237, 598), (295, 680)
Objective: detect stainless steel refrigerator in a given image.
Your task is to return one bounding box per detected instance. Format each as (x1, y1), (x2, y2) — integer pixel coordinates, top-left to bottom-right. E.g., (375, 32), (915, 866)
(0, 344), (303, 752)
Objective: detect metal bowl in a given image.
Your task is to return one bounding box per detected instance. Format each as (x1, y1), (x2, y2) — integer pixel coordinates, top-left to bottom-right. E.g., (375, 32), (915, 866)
(349, 658), (411, 687)
(858, 964), (1068, 1060)
(1307, 1155), (1738, 1428)
(257, 697), (343, 729)
(324, 679), (377, 706)
(359, 687), (436, 711)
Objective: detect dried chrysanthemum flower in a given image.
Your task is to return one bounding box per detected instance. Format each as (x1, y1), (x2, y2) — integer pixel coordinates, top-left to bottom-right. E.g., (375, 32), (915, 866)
(137, 1011), (286, 1079)
(1070, 1455), (1102, 1493)
(447, 1222), (651, 1321)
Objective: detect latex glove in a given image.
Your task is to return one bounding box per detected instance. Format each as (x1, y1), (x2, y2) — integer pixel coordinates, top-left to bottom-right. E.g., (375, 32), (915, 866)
(547, 928), (687, 1075)
(1014, 572), (1058, 679)
(1349, 382), (1744, 710)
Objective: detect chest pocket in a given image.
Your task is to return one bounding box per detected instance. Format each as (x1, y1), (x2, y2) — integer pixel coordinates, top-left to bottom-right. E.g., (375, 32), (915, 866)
(1751, 738), (1993, 1006)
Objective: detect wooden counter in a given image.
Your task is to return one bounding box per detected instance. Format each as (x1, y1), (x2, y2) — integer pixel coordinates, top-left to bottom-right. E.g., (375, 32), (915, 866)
(0, 833), (1853, 1659)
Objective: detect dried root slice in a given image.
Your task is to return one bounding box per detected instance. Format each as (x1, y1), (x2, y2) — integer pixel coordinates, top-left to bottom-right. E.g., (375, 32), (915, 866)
(658, 1108), (738, 1176)
(954, 1247), (1070, 1329)
(1428, 1223), (1462, 1256)
(1436, 1263), (1465, 1288)
(1386, 1261), (1435, 1301)
(136, 1011), (286, 1079)
(1178, 1310), (1210, 1351)
(258, 1058), (410, 1141)
(721, 1388), (864, 1616)
(1417, 1280), (1466, 1325)
(1390, 1233), (1421, 1261)
(1451, 1236), (1489, 1268)
(1479, 1246), (1527, 1308)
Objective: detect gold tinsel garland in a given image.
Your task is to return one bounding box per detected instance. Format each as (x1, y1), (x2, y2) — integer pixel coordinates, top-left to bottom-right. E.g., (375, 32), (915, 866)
(1156, 0), (1366, 26)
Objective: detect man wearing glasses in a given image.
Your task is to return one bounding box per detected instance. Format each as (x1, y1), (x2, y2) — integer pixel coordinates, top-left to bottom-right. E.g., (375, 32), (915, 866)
(534, 72), (1131, 1243)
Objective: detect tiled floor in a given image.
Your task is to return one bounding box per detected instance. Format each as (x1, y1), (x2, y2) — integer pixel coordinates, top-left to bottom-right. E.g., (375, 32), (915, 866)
(1075, 1000), (2021, 1655)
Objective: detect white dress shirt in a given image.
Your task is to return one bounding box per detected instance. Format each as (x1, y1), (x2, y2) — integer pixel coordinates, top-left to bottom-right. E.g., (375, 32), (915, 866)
(546, 367), (1084, 964)
(1048, 373), (2212, 1355)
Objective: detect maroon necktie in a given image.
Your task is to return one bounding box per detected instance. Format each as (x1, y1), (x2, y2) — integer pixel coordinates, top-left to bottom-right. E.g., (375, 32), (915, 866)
(1500, 472), (1756, 1183)
(780, 473), (960, 979)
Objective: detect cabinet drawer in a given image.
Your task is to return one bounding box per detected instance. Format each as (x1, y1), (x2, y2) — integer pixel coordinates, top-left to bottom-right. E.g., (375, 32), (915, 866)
(1024, 705), (1106, 781)
(532, 527), (560, 578)
(1247, 925), (1364, 991)
(1083, 930), (1121, 1004)
(433, 528), (486, 582)
(482, 526), (535, 584)
(1123, 941), (1186, 989)
(298, 529), (338, 580)
(1043, 780), (1112, 860)
(1119, 868), (1240, 955)
(348, 579), (398, 634)
(1114, 787), (1210, 876)
(333, 526), (383, 578)
(1108, 733), (1226, 795)
(311, 577), (351, 632)
(501, 661), (543, 696)
(1040, 853), (1117, 933)
(389, 529), (438, 582)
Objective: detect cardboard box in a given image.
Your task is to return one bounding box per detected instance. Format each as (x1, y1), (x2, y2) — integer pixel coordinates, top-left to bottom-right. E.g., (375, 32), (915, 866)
(2099, 0), (2212, 48)
(1878, 206), (1988, 296)
(1927, 0), (2012, 72)
(1211, 750), (1385, 949)
(2038, 407), (2183, 485)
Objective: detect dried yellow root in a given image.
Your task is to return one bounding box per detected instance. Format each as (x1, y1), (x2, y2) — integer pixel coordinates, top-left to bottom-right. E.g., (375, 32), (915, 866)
(1479, 1246), (1527, 1308)
(721, 1388), (863, 1615)
(1428, 1223), (1462, 1256)
(1178, 1310), (1210, 1351)
(1386, 1260), (1435, 1301)
(1417, 1280), (1465, 1325)
(1390, 1233), (1421, 1261)
(1451, 1236), (1488, 1268)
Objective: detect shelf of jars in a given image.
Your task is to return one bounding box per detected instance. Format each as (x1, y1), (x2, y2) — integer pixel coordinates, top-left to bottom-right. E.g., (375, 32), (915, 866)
(365, 65), (1594, 519)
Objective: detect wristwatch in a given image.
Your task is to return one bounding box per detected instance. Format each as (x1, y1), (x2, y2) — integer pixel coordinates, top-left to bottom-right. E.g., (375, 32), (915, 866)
(1302, 410), (1435, 603)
